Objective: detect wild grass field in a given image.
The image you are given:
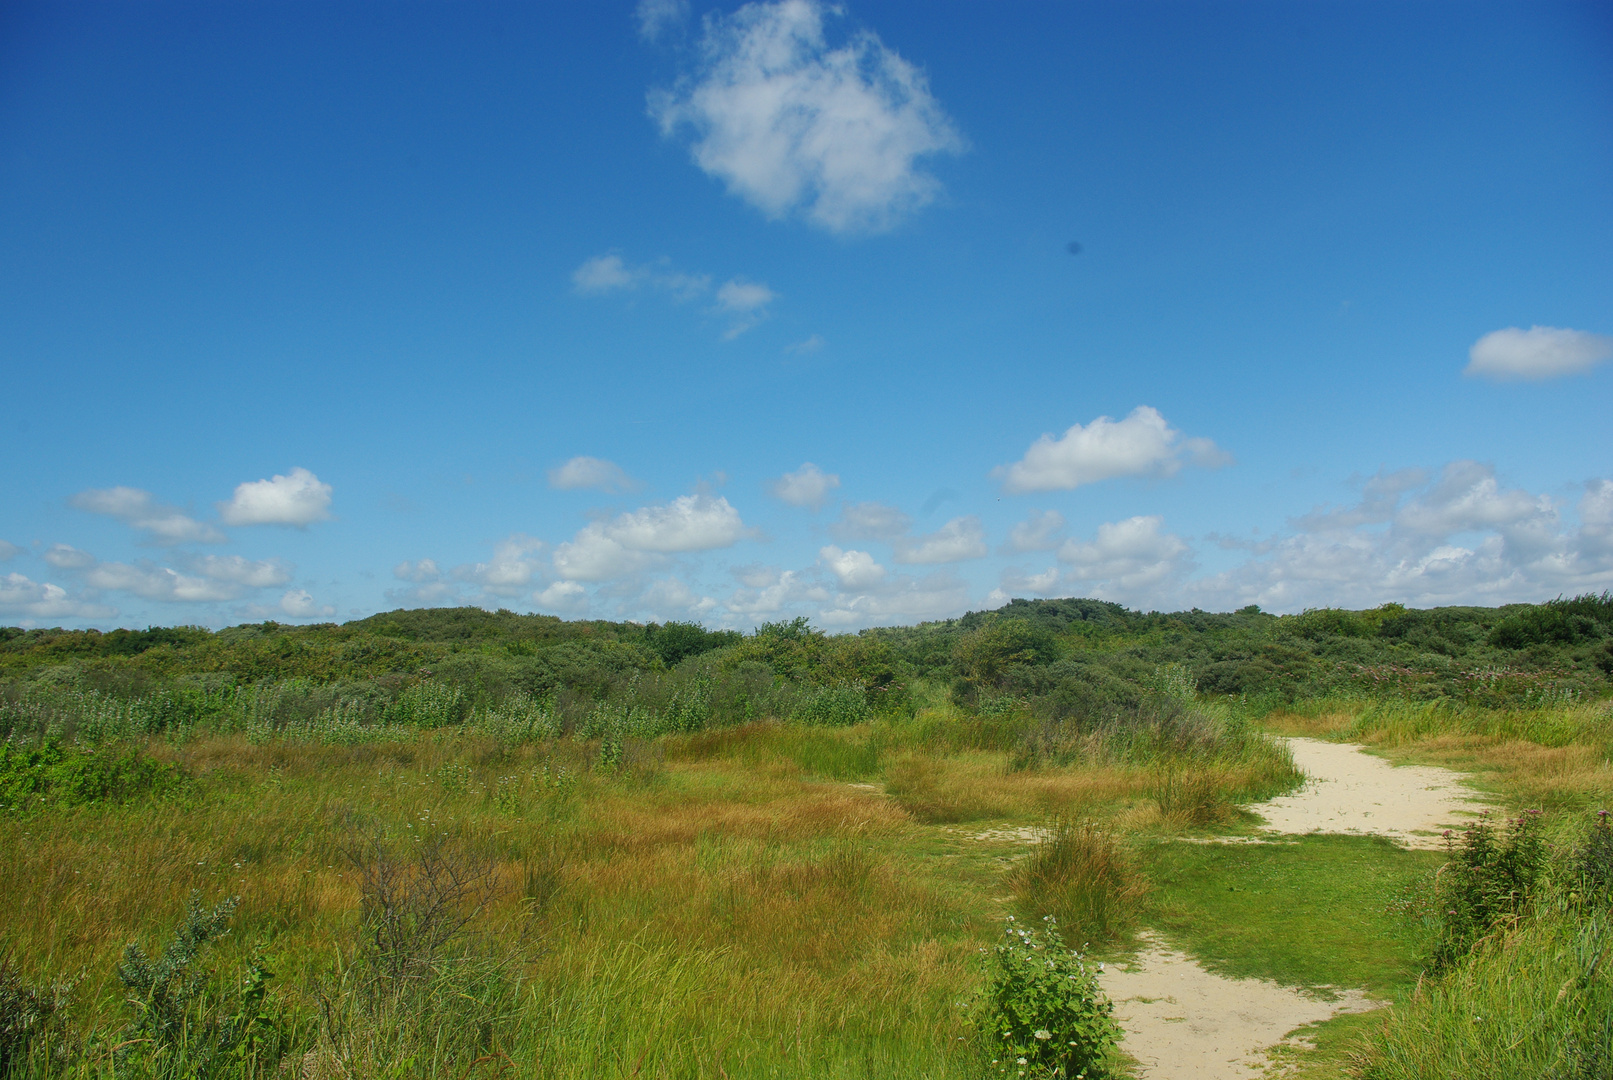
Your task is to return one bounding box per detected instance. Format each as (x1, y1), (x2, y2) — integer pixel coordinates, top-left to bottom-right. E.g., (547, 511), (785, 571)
(1, 595), (1611, 1078)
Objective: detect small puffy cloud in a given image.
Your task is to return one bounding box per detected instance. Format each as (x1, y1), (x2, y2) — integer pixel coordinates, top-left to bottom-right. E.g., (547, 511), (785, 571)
(894, 515), (988, 565)
(548, 456), (637, 493)
(455, 535), (546, 597)
(1006, 509), (1065, 552)
(279, 589), (335, 619)
(994, 406), (1230, 494)
(1465, 326), (1613, 381)
(767, 462), (840, 510)
(637, 0), (689, 41)
(999, 566), (1061, 596)
(219, 467), (333, 527)
(0, 573), (116, 620)
(572, 254), (639, 294)
(70, 486), (225, 545)
(785, 334), (825, 355)
(829, 501), (911, 542)
(533, 580), (589, 615)
(1059, 516), (1194, 595)
(182, 555), (293, 588)
(715, 278), (778, 338)
(553, 494), (752, 582)
(44, 544), (96, 570)
(649, 0), (965, 234)
(819, 545), (885, 587)
(393, 558), (441, 583)
(0, 541), (17, 561)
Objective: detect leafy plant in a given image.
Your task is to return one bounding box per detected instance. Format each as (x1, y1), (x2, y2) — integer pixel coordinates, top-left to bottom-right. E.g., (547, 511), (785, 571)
(0, 947), (77, 1072)
(1429, 811), (1546, 971)
(976, 916), (1119, 1079)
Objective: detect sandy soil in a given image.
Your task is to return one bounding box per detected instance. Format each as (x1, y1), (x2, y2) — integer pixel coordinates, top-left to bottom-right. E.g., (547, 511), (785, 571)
(1248, 736), (1493, 849)
(1098, 935), (1375, 1080)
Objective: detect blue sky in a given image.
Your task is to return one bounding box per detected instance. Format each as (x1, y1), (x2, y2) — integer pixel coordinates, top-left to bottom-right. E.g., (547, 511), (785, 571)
(2, 0), (1610, 630)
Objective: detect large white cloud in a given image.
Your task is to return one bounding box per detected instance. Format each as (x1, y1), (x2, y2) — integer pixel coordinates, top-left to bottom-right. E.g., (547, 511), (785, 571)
(278, 589), (335, 619)
(1465, 326), (1612, 381)
(893, 515), (988, 564)
(179, 554), (293, 588)
(816, 569), (971, 627)
(70, 486), (225, 545)
(219, 468), (333, 527)
(649, 0), (964, 234)
(0, 573), (116, 620)
(83, 562), (239, 603)
(995, 406), (1230, 494)
(553, 494), (751, 582)
(548, 456), (636, 493)
(767, 462), (840, 510)
(533, 580), (589, 615)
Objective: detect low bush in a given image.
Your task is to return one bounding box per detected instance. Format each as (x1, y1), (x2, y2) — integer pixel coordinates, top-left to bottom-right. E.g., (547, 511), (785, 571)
(976, 915), (1120, 1079)
(0, 740), (182, 813)
(1427, 811), (1547, 972)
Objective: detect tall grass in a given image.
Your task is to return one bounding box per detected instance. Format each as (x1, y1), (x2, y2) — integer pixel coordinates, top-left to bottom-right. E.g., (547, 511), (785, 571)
(1004, 820), (1148, 946)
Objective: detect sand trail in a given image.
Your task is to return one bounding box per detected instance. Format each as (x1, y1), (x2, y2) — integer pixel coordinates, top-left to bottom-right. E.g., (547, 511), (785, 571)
(1249, 736), (1493, 849)
(1098, 935), (1374, 1080)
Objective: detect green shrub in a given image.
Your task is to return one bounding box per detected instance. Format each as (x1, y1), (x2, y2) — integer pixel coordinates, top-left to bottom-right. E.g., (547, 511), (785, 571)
(0, 949), (77, 1072)
(1005, 821), (1147, 945)
(976, 916), (1119, 1078)
(0, 741), (181, 813)
(1429, 811), (1546, 971)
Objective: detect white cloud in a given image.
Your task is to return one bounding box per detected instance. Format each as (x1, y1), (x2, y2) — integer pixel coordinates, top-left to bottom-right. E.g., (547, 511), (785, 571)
(637, 0), (689, 41)
(219, 467), (333, 527)
(70, 486), (225, 545)
(384, 580), (460, 607)
(572, 254), (639, 294)
(181, 554), (293, 588)
(767, 462), (840, 510)
(638, 577), (719, 620)
(548, 456), (636, 493)
(999, 566), (1061, 596)
(553, 494), (751, 582)
(785, 334), (825, 355)
(393, 558), (441, 583)
(816, 569), (971, 627)
(454, 535), (547, 597)
(0, 541), (17, 561)
(726, 568), (826, 617)
(819, 545), (885, 587)
(0, 573), (116, 620)
(715, 278), (778, 338)
(533, 580), (589, 615)
(894, 515), (988, 564)
(1465, 326), (1613, 381)
(279, 589), (335, 619)
(649, 0), (964, 234)
(83, 562), (239, 603)
(829, 501), (911, 542)
(1058, 516), (1195, 601)
(43, 544), (96, 570)
(995, 406), (1231, 494)
(1006, 509), (1065, 552)
(1185, 463), (1613, 611)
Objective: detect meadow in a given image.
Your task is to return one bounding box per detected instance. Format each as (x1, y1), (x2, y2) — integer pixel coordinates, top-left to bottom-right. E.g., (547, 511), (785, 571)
(1, 595), (1610, 1078)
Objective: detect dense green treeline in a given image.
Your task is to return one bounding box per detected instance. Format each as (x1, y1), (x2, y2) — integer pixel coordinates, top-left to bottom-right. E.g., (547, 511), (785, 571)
(2, 595), (1611, 740)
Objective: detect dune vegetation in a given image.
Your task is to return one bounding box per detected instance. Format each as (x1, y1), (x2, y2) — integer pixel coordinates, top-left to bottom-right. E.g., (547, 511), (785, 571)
(1, 594), (1610, 1078)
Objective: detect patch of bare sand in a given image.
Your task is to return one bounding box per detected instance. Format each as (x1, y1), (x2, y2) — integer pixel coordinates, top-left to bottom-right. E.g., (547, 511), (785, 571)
(1099, 934), (1375, 1080)
(1249, 736), (1493, 849)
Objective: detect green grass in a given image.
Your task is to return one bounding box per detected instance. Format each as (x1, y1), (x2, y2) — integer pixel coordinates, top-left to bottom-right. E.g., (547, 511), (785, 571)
(1132, 835), (1441, 993)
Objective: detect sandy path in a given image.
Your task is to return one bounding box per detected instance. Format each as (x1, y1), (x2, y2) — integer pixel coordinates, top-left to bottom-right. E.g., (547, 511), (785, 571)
(1249, 736), (1493, 849)
(1095, 738), (1490, 1076)
(1099, 935), (1374, 1080)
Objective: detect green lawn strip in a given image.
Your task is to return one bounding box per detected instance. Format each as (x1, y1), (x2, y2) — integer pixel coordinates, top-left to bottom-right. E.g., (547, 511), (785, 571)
(1131, 834), (1438, 994)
